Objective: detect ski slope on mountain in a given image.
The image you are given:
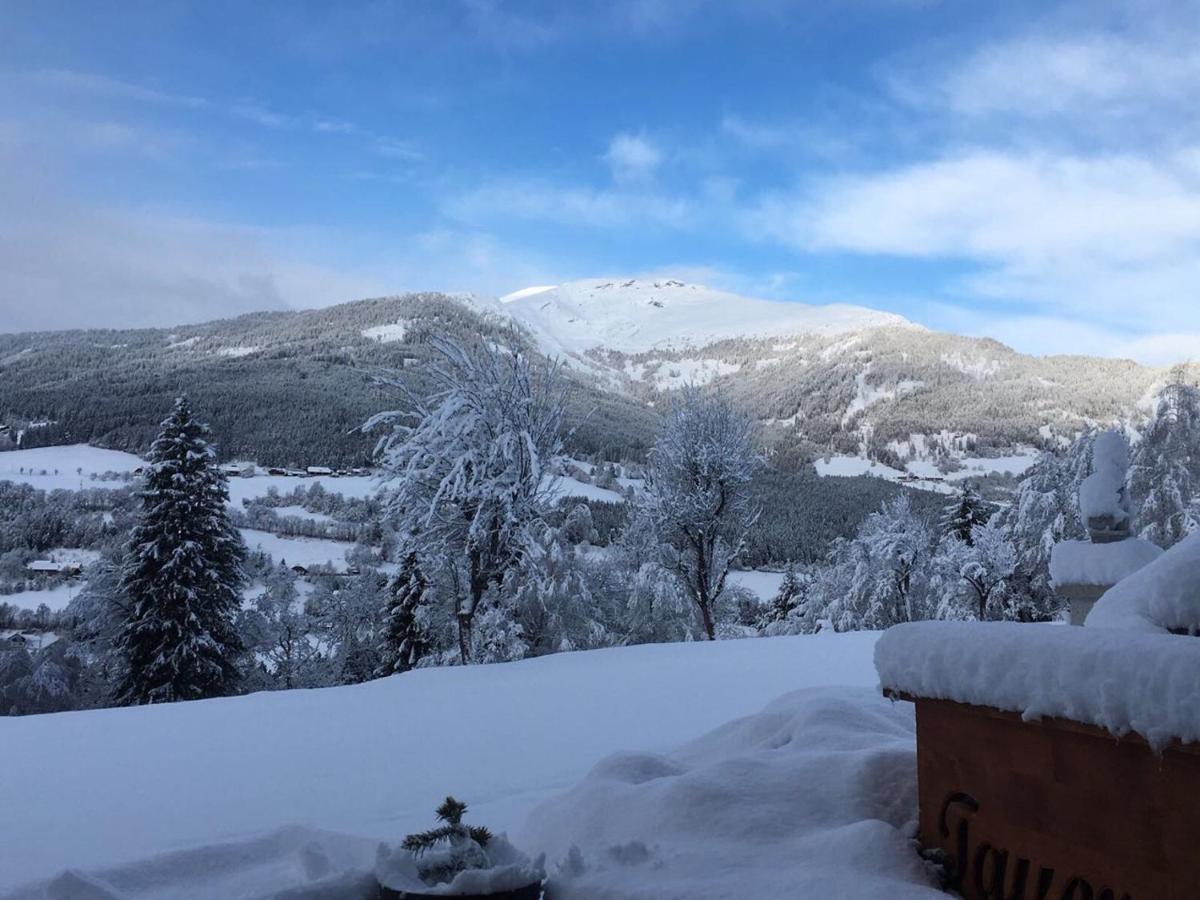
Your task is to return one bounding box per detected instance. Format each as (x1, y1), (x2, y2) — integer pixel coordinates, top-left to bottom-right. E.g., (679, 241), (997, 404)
(0, 632), (893, 896)
(498, 278), (913, 356)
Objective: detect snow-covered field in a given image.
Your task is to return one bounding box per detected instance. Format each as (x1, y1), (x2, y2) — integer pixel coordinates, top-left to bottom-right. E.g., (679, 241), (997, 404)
(545, 474), (625, 504)
(225, 474), (376, 507)
(727, 568), (785, 600)
(0, 632), (921, 897)
(239, 529), (355, 571)
(815, 448), (1039, 493)
(0, 443), (379, 509)
(0, 445), (142, 491)
(0, 581), (80, 612)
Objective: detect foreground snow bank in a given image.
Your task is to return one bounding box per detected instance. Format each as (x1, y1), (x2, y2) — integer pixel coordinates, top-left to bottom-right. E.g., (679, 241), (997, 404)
(1086, 532), (1200, 633)
(0, 632), (881, 894)
(521, 686), (936, 899)
(875, 621), (1200, 750)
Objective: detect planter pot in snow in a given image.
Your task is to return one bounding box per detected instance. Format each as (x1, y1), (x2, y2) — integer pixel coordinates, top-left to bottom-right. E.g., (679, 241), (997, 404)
(377, 879), (542, 900)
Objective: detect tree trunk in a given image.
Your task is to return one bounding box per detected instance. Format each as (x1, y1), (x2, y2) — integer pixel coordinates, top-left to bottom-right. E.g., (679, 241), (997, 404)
(698, 599), (716, 640)
(456, 611), (473, 665)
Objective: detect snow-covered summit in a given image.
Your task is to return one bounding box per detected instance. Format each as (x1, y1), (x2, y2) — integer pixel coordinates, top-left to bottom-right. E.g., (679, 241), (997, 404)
(496, 278), (914, 356)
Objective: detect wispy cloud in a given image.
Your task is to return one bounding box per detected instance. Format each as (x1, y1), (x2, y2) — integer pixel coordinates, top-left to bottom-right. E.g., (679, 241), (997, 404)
(23, 69), (209, 109)
(888, 32), (1200, 122)
(604, 133), (663, 183)
(20, 67), (422, 157)
(444, 178), (694, 230)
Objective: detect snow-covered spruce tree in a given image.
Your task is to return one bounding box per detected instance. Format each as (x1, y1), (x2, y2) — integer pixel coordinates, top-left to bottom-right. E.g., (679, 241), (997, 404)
(639, 388), (762, 640)
(112, 397), (246, 705)
(939, 481), (992, 545)
(1130, 381), (1200, 548)
(376, 551), (433, 675)
(765, 562), (804, 624)
(996, 434), (1093, 619)
(368, 333), (569, 664)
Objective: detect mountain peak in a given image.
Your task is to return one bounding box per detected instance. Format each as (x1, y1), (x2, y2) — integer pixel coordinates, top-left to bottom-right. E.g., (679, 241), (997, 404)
(495, 278), (915, 356)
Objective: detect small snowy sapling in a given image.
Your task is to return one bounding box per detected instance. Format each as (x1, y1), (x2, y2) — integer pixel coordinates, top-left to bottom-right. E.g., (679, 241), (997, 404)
(402, 796), (494, 885)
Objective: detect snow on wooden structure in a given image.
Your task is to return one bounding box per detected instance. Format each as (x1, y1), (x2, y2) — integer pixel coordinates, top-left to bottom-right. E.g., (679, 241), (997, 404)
(877, 621), (1200, 899)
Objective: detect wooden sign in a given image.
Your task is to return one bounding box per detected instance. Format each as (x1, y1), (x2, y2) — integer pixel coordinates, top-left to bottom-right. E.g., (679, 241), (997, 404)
(900, 694), (1200, 900)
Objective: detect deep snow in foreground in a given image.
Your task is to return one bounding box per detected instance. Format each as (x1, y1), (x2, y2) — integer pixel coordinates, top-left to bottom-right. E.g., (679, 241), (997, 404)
(0, 633), (902, 896)
(524, 686), (933, 899)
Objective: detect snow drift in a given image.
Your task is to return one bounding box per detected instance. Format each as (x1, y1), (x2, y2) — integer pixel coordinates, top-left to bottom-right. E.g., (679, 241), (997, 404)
(1086, 531), (1200, 633)
(519, 686), (936, 899)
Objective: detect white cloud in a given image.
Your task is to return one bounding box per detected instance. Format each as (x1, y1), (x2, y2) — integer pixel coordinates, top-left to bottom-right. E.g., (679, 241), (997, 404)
(604, 133), (663, 183)
(748, 148), (1200, 337)
(925, 303), (1200, 366)
(890, 32), (1200, 121)
(0, 148), (562, 332)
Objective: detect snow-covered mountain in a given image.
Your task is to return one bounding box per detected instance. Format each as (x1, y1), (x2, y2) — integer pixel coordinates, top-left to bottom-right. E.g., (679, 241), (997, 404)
(2, 285), (1195, 471)
(497, 278), (913, 357)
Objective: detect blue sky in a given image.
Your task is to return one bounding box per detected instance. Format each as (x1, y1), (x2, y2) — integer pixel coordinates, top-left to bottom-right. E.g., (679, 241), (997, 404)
(1, 0), (1198, 362)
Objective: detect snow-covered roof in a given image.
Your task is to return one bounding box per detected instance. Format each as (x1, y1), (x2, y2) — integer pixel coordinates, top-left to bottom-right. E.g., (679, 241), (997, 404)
(1086, 532), (1200, 633)
(875, 621), (1200, 750)
(1049, 538), (1162, 587)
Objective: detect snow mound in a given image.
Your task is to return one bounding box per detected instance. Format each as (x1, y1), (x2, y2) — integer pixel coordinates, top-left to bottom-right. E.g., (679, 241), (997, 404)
(2, 826), (380, 900)
(1086, 532), (1200, 633)
(1049, 538), (1162, 586)
(1078, 430), (1129, 524)
(519, 686), (936, 899)
(876, 621), (1200, 750)
(376, 834), (544, 896)
(499, 278), (913, 356)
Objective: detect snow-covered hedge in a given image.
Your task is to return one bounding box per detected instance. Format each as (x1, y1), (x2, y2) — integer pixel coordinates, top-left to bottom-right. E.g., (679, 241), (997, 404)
(875, 621), (1200, 750)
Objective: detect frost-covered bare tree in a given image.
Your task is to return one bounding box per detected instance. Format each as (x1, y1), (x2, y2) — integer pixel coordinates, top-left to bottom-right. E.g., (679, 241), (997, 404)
(640, 388), (762, 640)
(368, 333), (570, 664)
(932, 519), (1016, 621)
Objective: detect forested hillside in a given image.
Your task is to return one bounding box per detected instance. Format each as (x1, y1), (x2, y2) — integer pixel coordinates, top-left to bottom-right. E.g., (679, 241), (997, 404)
(2, 287), (1194, 469)
(0, 294), (657, 466)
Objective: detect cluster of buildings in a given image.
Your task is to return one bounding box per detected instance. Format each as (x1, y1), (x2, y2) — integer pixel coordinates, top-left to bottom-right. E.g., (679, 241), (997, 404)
(219, 463), (371, 479)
